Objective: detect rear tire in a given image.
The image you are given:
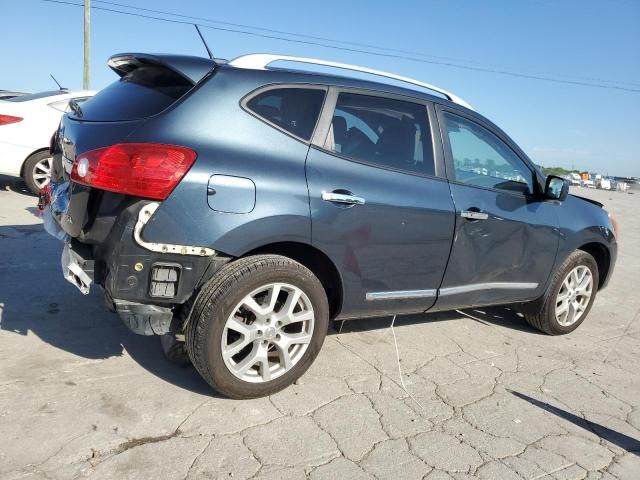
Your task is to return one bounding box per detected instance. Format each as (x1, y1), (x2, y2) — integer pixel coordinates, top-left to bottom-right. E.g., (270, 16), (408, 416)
(522, 250), (598, 335)
(185, 255), (329, 399)
(23, 150), (53, 194)
(161, 333), (191, 367)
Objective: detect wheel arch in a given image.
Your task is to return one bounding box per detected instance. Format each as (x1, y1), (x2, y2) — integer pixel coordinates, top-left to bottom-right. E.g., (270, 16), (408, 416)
(20, 147), (50, 177)
(577, 241), (611, 290)
(241, 241), (344, 320)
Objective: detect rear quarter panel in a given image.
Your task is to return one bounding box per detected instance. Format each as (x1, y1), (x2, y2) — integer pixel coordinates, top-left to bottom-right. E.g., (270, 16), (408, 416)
(141, 68), (314, 255)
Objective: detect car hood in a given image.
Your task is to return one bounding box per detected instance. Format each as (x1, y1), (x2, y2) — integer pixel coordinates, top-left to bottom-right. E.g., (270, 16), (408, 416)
(570, 194), (603, 208)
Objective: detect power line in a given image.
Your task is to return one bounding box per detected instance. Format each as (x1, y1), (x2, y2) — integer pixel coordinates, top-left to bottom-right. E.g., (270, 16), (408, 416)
(92, 0), (640, 89)
(35, 0), (640, 93)
(91, 0), (524, 70)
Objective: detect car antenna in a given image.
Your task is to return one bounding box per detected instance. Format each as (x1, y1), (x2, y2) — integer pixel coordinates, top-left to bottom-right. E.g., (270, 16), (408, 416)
(50, 74), (67, 91)
(193, 24), (214, 60)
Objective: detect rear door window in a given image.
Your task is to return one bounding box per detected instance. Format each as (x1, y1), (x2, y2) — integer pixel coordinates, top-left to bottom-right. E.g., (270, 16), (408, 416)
(324, 92), (435, 176)
(71, 65), (194, 121)
(245, 87), (326, 141)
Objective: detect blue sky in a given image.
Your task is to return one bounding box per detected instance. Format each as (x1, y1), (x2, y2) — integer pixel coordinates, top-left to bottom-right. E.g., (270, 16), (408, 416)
(2, 0), (639, 176)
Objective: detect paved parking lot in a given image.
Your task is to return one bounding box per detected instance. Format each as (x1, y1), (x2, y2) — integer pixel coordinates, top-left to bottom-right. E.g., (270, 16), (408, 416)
(1, 177), (639, 480)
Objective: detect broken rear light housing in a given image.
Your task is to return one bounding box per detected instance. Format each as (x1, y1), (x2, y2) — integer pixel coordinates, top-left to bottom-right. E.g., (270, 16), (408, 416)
(71, 143), (197, 200)
(149, 263), (181, 298)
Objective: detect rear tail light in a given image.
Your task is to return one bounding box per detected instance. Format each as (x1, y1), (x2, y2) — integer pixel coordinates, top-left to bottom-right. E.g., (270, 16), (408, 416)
(0, 115), (23, 126)
(71, 143), (197, 200)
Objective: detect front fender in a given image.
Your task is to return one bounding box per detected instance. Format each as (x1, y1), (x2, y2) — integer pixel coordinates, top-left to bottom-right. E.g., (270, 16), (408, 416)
(550, 195), (617, 289)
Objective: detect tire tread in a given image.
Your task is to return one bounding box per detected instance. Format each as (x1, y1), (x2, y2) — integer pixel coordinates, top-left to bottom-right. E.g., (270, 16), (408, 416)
(185, 254), (328, 398)
(523, 250), (598, 335)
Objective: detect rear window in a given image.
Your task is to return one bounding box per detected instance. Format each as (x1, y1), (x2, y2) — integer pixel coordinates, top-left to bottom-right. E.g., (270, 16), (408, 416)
(72, 65), (193, 121)
(245, 87), (326, 141)
(6, 90), (62, 102)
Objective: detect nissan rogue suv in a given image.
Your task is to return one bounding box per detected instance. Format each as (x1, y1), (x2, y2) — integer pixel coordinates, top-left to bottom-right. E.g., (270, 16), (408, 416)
(43, 52), (617, 399)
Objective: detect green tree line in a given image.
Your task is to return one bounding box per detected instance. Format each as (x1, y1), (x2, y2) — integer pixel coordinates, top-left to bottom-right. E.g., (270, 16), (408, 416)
(538, 166), (581, 177)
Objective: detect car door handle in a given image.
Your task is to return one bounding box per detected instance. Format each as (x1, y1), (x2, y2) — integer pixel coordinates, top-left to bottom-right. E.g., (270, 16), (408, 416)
(461, 210), (489, 220)
(322, 191), (366, 205)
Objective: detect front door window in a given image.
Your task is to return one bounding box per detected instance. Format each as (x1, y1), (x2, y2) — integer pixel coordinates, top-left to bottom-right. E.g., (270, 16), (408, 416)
(443, 112), (533, 194)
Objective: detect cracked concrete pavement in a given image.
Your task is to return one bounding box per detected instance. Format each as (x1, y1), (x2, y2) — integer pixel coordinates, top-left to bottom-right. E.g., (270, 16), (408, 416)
(1, 177), (639, 479)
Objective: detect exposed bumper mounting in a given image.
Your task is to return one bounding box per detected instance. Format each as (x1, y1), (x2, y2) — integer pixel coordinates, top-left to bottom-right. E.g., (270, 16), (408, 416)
(134, 202), (216, 257)
(61, 243), (94, 295)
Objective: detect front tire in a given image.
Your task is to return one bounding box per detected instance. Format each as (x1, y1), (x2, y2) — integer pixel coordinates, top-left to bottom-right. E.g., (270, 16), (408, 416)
(185, 255), (329, 399)
(23, 150), (53, 194)
(522, 250), (599, 335)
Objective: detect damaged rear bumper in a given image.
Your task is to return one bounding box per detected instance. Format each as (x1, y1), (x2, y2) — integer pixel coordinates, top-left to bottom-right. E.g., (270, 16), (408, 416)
(59, 240), (175, 335)
(47, 201), (230, 336)
(61, 242), (94, 295)
(113, 300), (174, 336)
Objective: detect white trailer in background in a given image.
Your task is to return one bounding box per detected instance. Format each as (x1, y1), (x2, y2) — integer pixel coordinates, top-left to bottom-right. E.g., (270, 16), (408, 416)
(598, 178), (612, 190)
(617, 182), (629, 192)
(568, 172), (582, 186)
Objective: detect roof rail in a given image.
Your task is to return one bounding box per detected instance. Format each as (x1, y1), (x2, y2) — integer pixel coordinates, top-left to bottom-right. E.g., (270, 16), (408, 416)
(228, 54), (473, 110)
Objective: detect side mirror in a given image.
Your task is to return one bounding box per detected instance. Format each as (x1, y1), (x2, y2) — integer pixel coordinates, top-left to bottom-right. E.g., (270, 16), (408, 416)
(545, 175), (569, 201)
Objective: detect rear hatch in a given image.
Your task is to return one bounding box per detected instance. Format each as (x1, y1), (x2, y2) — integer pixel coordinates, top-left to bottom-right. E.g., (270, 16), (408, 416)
(52, 53), (216, 240)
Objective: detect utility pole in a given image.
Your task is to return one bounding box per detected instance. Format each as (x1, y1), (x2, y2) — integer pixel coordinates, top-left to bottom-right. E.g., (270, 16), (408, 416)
(83, 0), (91, 90)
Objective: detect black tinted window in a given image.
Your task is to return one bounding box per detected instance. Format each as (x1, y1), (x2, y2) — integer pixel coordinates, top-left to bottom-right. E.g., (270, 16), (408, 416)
(443, 112), (533, 194)
(72, 66), (193, 121)
(326, 93), (434, 176)
(246, 88), (325, 140)
(7, 91), (62, 102)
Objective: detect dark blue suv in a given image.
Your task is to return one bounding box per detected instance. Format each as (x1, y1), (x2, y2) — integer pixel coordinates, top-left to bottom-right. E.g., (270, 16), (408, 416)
(46, 52), (618, 398)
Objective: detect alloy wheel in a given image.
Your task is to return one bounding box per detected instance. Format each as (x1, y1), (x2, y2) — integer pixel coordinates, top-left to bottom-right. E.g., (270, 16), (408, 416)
(555, 265), (593, 326)
(221, 282), (315, 383)
(32, 156), (52, 190)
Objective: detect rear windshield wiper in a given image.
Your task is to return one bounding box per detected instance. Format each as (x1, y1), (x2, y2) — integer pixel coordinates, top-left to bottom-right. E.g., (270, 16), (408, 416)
(69, 98), (83, 117)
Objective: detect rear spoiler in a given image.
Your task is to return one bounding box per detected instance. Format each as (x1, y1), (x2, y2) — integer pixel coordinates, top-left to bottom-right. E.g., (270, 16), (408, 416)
(108, 53), (217, 85)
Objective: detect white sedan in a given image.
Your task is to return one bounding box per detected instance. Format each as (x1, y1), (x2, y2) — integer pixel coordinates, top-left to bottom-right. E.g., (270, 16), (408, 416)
(0, 89), (95, 193)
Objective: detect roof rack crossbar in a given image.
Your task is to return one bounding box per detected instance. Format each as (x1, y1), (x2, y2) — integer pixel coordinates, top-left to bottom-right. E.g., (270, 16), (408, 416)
(228, 54), (472, 110)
